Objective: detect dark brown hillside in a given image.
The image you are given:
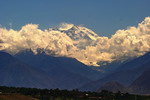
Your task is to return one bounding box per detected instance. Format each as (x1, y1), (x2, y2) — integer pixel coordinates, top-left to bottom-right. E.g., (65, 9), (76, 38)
(0, 93), (38, 100)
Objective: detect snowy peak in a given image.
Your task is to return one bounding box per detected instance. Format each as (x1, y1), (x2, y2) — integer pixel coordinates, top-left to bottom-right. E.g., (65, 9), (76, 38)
(58, 23), (74, 31)
(54, 23), (99, 41)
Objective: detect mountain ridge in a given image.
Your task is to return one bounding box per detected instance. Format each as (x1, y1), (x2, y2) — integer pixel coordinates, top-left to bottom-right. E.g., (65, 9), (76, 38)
(0, 51), (57, 89)
(80, 52), (150, 92)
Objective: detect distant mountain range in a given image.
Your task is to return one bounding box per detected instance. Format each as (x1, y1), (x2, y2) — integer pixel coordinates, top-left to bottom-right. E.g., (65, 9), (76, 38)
(129, 64), (150, 94)
(1, 50), (150, 94)
(14, 50), (104, 89)
(0, 51), (103, 89)
(0, 51), (56, 89)
(1, 17), (150, 94)
(14, 50), (102, 81)
(80, 52), (150, 94)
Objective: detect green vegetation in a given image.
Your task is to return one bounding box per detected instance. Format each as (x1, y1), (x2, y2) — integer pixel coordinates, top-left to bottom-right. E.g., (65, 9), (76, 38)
(0, 86), (150, 100)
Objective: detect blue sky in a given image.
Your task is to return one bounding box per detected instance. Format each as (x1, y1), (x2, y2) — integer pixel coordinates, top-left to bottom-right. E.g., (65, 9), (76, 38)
(0, 0), (150, 37)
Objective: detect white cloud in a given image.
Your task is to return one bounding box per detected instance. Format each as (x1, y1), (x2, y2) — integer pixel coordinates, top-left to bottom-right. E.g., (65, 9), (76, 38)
(0, 17), (150, 66)
(58, 23), (74, 31)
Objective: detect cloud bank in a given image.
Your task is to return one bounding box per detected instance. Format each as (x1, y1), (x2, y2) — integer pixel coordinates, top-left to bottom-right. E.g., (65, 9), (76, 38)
(0, 17), (150, 66)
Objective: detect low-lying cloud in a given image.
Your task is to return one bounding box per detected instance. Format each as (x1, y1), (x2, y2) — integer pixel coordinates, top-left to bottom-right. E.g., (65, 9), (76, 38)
(0, 17), (150, 66)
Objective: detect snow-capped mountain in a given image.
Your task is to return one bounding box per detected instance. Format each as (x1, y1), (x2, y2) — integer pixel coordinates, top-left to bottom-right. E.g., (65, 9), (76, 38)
(0, 17), (150, 66)
(51, 23), (99, 49)
(56, 23), (99, 41)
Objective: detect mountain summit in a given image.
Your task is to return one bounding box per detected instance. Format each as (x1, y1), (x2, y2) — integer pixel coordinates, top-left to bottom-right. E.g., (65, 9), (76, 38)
(56, 23), (99, 41)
